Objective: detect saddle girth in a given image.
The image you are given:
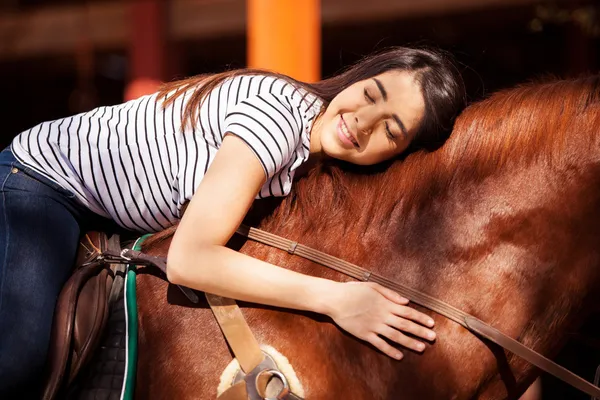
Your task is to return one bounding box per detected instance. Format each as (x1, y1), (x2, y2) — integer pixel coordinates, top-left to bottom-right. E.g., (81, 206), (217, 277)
(206, 293), (304, 400)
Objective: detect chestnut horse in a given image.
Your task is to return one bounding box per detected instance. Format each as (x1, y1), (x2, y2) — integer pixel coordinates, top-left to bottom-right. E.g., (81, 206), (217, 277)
(134, 76), (600, 399)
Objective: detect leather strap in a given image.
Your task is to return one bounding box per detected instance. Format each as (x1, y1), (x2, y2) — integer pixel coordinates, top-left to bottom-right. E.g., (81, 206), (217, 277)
(107, 235), (125, 307)
(465, 317), (600, 398)
(206, 294), (305, 400)
(234, 224), (600, 399)
(100, 249), (199, 304)
(205, 293), (265, 374)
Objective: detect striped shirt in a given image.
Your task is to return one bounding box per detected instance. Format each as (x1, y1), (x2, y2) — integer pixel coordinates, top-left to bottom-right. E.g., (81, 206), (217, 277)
(11, 75), (323, 232)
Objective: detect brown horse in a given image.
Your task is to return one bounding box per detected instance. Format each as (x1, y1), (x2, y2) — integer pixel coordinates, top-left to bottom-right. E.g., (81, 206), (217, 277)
(133, 75), (600, 399)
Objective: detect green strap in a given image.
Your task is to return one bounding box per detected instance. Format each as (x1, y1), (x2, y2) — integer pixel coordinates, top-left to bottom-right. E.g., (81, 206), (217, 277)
(122, 234), (152, 400)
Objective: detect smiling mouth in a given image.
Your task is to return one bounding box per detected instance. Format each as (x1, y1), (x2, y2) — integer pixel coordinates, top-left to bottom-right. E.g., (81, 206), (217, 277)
(340, 116), (359, 148)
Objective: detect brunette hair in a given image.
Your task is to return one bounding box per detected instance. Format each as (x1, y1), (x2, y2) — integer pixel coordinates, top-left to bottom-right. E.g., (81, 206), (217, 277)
(158, 46), (466, 151)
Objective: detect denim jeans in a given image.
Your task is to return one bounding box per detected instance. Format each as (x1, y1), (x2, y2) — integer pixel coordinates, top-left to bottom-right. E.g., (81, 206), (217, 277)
(0, 147), (111, 398)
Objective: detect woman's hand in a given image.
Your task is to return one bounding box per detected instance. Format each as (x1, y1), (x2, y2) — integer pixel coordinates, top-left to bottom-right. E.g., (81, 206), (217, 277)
(326, 281), (436, 360)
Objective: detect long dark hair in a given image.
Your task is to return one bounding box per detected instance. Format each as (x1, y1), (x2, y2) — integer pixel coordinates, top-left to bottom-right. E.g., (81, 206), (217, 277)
(158, 46), (466, 151)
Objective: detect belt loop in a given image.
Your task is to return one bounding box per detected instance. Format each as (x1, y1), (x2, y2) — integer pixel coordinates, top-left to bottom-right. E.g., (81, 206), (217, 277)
(287, 241), (298, 255)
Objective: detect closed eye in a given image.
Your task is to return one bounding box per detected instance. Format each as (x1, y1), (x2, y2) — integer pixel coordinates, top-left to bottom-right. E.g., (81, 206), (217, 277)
(364, 89), (375, 104)
(385, 122), (396, 140)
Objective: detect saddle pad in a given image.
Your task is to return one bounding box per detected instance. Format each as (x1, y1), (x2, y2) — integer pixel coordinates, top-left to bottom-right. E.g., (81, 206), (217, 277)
(66, 235), (147, 400)
(66, 284), (127, 399)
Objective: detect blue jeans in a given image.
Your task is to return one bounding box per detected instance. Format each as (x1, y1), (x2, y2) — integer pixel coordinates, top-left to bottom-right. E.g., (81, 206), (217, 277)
(0, 147), (112, 398)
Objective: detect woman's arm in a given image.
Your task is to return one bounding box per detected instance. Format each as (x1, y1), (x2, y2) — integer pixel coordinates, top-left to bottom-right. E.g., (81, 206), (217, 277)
(167, 134), (435, 359)
(167, 134), (334, 312)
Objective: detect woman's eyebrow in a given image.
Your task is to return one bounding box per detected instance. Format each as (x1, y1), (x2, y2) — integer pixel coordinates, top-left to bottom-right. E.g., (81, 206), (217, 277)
(393, 115), (408, 138)
(373, 78), (388, 101)
(373, 78), (408, 138)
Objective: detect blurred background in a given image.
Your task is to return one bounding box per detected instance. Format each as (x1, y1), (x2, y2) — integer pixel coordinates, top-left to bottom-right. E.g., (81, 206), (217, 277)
(1, 0), (599, 148)
(0, 0), (599, 398)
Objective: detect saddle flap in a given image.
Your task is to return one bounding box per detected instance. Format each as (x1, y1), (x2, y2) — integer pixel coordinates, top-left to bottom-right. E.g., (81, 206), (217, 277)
(42, 231), (119, 400)
(69, 267), (112, 381)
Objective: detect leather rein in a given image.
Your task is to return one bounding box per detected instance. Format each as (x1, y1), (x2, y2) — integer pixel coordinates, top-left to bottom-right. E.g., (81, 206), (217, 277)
(98, 225), (600, 399)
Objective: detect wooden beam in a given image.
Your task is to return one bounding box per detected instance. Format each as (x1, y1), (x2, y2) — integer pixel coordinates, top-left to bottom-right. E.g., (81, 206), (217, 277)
(124, 0), (166, 101)
(0, 2), (127, 58)
(0, 0), (574, 61)
(247, 0), (320, 82)
(0, 0), (246, 60)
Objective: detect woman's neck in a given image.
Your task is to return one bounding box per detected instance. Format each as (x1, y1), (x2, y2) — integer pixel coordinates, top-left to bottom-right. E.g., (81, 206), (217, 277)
(309, 112), (323, 155)
(293, 111), (325, 180)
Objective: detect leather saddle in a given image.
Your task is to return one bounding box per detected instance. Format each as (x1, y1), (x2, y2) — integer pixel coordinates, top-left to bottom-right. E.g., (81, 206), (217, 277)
(42, 231), (126, 400)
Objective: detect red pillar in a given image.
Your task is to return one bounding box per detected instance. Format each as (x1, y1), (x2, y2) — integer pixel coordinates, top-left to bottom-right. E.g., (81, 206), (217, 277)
(247, 0), (321, 82)
(124, 0), (167, 101)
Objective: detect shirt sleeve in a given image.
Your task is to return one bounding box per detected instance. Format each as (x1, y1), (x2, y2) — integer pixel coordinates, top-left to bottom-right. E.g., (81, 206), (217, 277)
(223, 93), (301, 180)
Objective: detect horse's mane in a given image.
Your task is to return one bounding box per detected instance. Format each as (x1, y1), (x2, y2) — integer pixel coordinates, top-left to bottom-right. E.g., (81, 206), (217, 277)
(263, 75), (600, 233)
(146, 75), (600, 247)
(445, 75), (600, 179)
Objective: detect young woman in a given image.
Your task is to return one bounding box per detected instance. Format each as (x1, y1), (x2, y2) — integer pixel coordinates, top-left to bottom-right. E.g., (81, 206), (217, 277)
(0, 46), (466, 397)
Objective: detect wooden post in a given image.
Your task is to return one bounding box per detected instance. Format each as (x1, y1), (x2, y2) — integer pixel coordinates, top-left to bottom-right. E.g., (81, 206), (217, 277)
(247, 0), (321, 82)
(124, 0), (166, 101)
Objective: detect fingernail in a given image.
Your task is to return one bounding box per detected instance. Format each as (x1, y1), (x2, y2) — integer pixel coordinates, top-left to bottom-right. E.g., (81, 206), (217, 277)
(428, 332), (436, 340)
(428, 319), (435, 326)
(396, 353), (403, 360)
(417, 343), (425, 351)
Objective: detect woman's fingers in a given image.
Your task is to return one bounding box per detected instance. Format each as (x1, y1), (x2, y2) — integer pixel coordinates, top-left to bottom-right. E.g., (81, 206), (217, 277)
(378, 325), (427, 353)
(368, 334), (404, 360)
(368, 320), (434, 359)
(386, 315), (436, 342)
(392, 304), (435, 328)
(331, 282), (438, 361)
(367, 282), (409, 305)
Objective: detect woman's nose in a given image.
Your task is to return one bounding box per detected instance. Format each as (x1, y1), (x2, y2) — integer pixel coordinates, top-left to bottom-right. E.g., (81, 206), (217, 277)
(355, 114), (375, 136)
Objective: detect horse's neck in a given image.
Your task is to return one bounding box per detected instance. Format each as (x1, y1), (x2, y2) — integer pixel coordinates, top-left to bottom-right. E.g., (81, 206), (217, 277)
(398, 162), (600, 335)
(260, 158), (600, 306)
(265, 161), (600, 331)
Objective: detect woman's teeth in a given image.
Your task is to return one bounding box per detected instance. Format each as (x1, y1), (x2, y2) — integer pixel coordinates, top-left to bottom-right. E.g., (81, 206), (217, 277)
(341, 120), (358, 146)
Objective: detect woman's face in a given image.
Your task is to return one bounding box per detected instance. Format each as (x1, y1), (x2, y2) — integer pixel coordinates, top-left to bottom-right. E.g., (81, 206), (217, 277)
(313, 70), (426, 165)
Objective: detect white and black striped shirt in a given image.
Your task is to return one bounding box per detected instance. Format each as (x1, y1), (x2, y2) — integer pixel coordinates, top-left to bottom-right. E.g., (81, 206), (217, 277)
(11, 75), (323, 232)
